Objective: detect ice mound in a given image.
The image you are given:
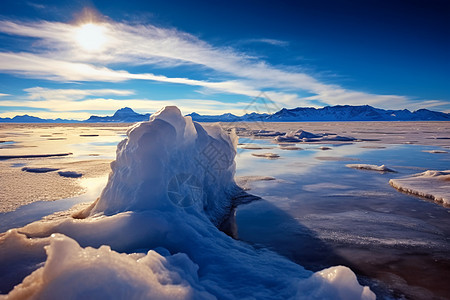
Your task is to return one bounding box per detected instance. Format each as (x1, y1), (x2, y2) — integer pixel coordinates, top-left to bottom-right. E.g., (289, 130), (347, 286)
(81, 106), (240, 225)
(299, 266), (375, 300)
(390, 170), (450, 205)
(0, 106), (375, 299)
(346, 164), (396, 172)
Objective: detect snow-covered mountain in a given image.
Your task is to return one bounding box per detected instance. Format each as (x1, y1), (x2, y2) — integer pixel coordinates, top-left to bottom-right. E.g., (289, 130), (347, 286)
(189, 105), (450, 122)
(267, 105), (450, 121)
(186, 112), (240, 122)
(85, 107), (150, 123)
(1, 105), (448, 123)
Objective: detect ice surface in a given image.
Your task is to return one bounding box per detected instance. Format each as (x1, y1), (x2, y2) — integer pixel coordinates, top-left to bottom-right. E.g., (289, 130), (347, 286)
(0, 106), (375, 299)
(390, 170), (450, 205)
(346, 164), (396, 172)
(297, 210), (447, 248)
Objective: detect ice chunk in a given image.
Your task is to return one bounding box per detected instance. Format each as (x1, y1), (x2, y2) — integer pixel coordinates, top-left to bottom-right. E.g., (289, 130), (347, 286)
(322, 135), (356, 142)
(389, 170), (450, 205)
(239, 144), (274, 150)
(295, 130), (320, 139)
(251, 153), (280, 159)
(274, 135), (301, 143)
(346, 164), (396, 172)
(274, 130), (356, 143)
(422, 150), (448, 154)
(298, 266), (375, 300)
(253, 130), (284, 137)
(279, 146), (303, 150)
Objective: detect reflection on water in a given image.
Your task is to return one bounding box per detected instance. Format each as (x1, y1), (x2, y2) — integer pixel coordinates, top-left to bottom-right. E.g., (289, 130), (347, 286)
(235, 139), (450, 299)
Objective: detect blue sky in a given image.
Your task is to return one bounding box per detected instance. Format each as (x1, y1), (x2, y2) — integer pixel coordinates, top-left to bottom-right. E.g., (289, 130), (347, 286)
(0, 0), (449, 119)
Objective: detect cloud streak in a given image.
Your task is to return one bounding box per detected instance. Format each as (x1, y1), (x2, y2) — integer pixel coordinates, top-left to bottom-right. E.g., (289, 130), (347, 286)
(0, 87), (251, 119)
(0, 18), (446, 113)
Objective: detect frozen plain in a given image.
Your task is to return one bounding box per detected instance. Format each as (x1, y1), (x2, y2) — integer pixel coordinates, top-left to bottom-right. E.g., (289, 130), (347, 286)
(0, 114), (449, 299)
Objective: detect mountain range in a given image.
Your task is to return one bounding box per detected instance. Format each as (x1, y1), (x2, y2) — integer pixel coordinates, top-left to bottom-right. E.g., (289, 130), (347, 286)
(0, 105), (449, 123)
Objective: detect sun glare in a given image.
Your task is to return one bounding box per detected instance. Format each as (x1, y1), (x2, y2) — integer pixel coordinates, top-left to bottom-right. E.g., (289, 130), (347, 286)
(76, 23), (107, 52)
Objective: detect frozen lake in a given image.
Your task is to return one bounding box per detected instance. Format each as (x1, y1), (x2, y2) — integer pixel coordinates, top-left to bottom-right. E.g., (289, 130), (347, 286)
(1, 121), (449, 299)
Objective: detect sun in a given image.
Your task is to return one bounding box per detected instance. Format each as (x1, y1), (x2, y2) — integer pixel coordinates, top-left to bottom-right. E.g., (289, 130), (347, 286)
(75, 23), (107, 52)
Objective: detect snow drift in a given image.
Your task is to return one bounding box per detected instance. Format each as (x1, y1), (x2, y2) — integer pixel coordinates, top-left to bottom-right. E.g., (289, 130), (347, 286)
(0, 106), (375, 299)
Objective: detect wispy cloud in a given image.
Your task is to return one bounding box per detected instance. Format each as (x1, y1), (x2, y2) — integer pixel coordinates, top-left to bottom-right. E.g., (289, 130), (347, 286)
(0, 18), (446, 113)
(243, 38), (289, 47)
(24, 87), (134, 101)
(0, 87), (253, 119)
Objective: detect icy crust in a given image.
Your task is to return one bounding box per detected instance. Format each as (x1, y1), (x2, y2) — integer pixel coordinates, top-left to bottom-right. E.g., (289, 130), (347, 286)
(0, 106), (375, 299)
(389, 170), (450, 205)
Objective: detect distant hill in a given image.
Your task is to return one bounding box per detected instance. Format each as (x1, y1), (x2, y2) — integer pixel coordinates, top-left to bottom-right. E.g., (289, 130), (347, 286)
(189, 105), (450, 122)
(1, 105), (449, 123)
(0, 114), (77, 123)
(265, 105), (450, 122)
(85, 107), (150, 123)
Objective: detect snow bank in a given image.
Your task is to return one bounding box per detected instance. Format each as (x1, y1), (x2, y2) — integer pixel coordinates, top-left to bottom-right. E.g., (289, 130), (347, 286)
(346, 164), (396, 172)
(389, 170), (450, 205)
(0, 106), (375, 299)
